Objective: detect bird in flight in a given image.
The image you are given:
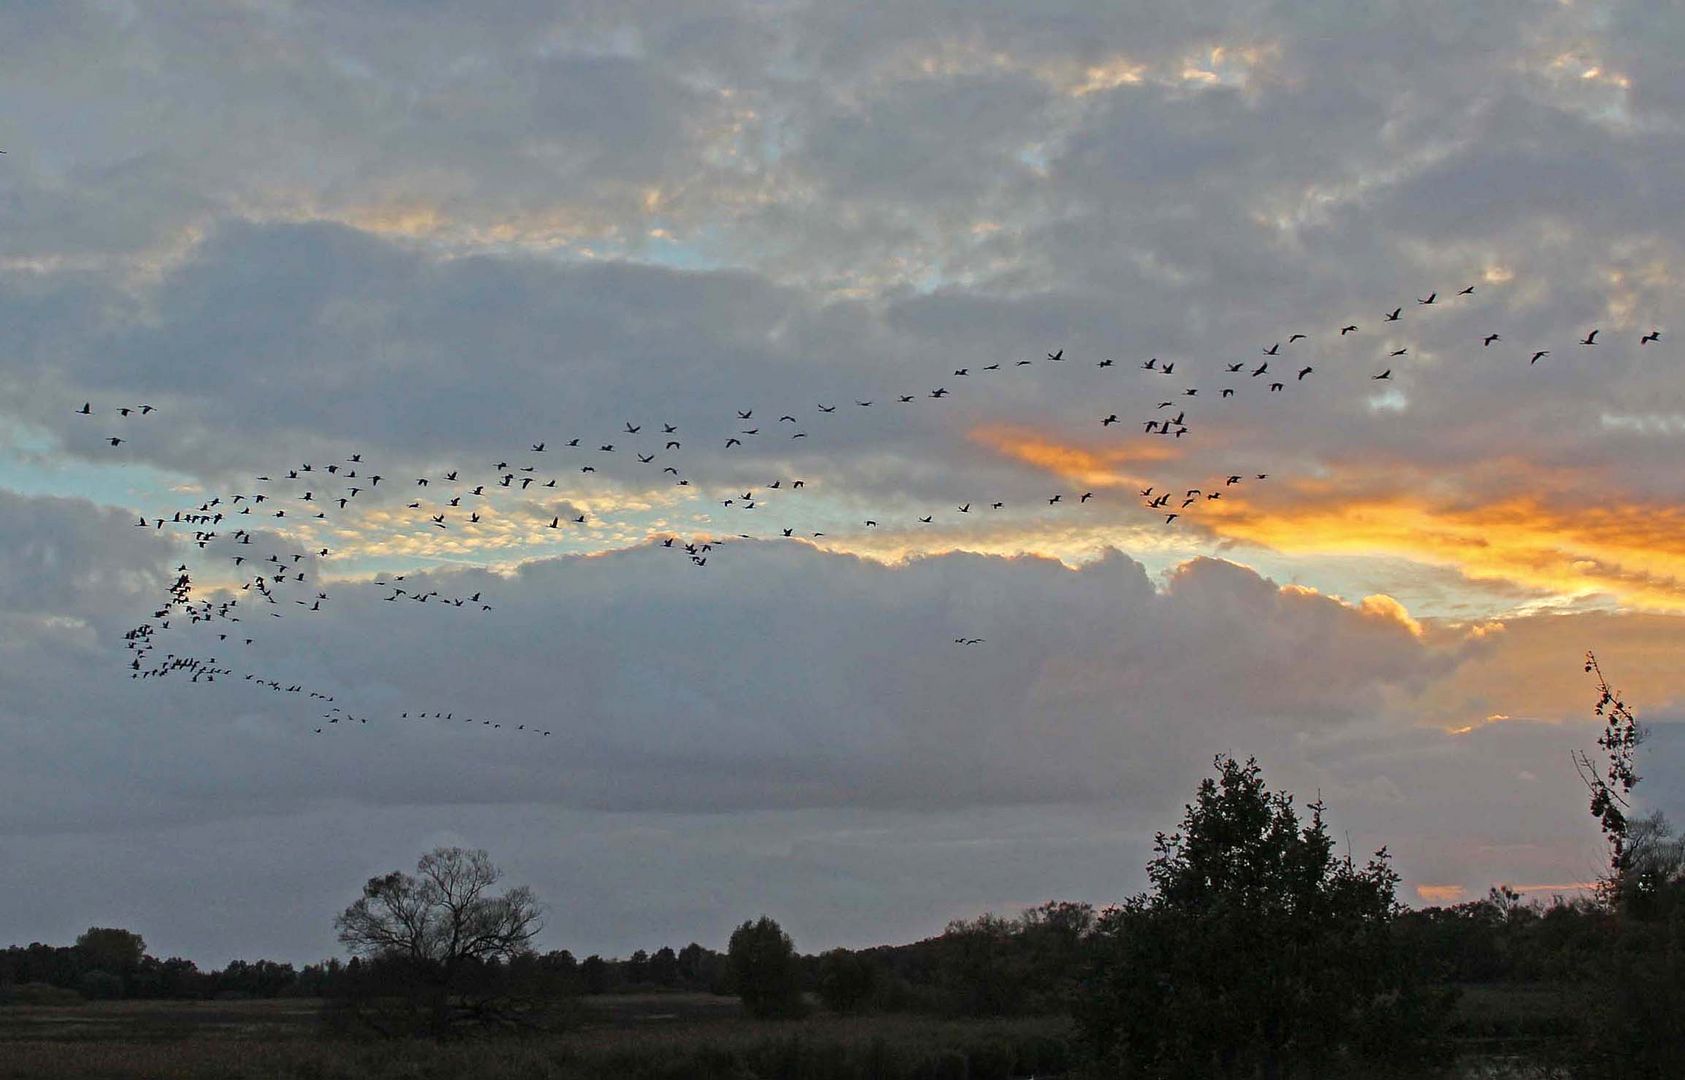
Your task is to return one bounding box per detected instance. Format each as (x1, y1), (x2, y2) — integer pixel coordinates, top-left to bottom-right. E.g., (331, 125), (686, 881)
(1581, 329), (1599, 345)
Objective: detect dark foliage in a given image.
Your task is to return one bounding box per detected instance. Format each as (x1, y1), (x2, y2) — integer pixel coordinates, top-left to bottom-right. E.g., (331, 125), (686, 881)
(1078, 754), (1450, 1078)
(728, 916), (806, 1019)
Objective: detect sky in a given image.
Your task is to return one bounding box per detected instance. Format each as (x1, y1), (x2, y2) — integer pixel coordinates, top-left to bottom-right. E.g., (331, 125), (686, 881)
(3, 0), (1684, 967)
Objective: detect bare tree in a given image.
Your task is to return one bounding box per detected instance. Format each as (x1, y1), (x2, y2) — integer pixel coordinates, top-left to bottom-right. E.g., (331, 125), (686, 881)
(334, 847), (543, 1035)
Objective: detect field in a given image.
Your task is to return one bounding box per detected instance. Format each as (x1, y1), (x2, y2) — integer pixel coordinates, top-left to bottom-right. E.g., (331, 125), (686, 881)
(0, 994), (1076, 1080)
(0, 986), (1584, 1079)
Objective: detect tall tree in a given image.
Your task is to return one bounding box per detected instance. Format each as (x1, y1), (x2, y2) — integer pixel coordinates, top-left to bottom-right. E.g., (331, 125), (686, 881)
(1080, 755), (1444, 1079)
(1576, 652), (1649, 896)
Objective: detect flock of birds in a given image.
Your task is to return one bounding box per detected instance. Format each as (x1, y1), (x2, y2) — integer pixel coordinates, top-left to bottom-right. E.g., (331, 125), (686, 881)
(76, 280), (1664, 737)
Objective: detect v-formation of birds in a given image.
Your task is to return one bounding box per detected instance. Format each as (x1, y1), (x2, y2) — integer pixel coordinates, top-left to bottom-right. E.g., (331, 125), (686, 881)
(80, 285), (1662, 735)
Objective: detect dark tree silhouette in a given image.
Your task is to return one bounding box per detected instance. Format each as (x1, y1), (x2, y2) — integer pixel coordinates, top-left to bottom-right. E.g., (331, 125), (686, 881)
(1568, 655), (1685, 1077)
(727, 915), (805, 1018)
(649, 945), (679, 986)
(1080, 755), (1445, 1079)
(816, 947), (878, 1013)
(1576, 651), (1648, 892)
(334, 847), (542, 1035)
(74, 928), (146, 985)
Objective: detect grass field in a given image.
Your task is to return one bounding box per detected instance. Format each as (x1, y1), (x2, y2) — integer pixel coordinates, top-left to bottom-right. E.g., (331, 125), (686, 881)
(0, 987), (1581, 1079)
(0, 993), (1075, 1079)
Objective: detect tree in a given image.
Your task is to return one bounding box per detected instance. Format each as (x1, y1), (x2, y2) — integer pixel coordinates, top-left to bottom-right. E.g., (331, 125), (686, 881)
(1080, 755), (1445, 1079)
(1569, 655), (1685, 1077)
(579, 954), (610, 994)
(816, 948), (878, 1013)
(75, 928), (146, 985)
(1576, 651), (1649, 894)
(727, 916), (805, 1018)
(333, 847), (543, 1035)
(649, 945), (679, 986)
(937, 913), (1024, 1016)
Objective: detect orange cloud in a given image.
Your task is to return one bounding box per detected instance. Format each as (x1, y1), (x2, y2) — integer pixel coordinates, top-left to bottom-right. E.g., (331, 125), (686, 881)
(1360, 593), (1423, 637)
(1412, 609), (1685, 729)
(970, 424), (1181, 488)
(1205, 484), (1685, 612)
(1415, 884), (1466, 904)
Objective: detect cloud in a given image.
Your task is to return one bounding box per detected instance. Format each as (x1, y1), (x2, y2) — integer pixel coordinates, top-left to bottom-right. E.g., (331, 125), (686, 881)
(8, 489), (1640, 962)
(0, 488), (1513, 874)
(1206, 479), (1685, 612)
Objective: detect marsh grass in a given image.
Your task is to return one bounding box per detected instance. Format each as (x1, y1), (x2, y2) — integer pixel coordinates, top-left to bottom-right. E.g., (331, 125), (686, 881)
(0, 985), (1587, 1079)
(0, 995), (1072, 1080)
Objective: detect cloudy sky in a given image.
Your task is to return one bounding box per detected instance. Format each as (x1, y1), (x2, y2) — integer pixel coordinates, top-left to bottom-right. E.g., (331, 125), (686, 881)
(4, 0), (1684, 966)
